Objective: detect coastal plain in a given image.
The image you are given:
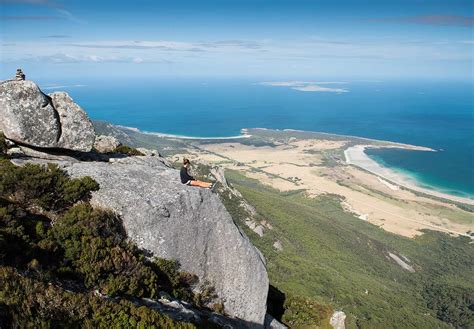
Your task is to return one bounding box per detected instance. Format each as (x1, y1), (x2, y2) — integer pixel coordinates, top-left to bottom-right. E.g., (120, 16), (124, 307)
(94, 122), (474, 239)
(166, 128), (473, 239)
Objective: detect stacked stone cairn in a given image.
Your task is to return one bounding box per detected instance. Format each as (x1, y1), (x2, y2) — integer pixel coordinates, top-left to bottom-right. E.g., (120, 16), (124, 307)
(15, 69), (25, 81)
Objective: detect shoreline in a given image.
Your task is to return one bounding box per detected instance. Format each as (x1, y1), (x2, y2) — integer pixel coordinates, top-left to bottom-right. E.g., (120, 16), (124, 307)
(116, 125), (252, 140)
(344, 145), (474, 206)
(118, 124), (435, 151)
(113, 123), (472, 205)
(280, 129), (436, 152)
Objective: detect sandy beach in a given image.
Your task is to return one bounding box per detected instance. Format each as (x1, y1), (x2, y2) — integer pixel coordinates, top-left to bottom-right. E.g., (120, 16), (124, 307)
(163, 130), (474, 238)
(344, 145), (474, 206)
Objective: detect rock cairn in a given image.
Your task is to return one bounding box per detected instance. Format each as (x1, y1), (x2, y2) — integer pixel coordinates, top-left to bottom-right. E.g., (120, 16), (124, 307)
(15, 69), (25, 81)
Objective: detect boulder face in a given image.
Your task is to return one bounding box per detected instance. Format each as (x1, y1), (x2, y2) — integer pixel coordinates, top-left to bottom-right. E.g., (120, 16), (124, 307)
(93, 134), (121, 153)
(49, 92), (96, 152)
(63, 156), (269, 327)
(0, 80), (60, 147)
(0, 80), (95, 152)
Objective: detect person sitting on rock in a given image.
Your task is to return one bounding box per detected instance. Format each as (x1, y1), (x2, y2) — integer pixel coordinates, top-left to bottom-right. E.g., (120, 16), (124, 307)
(15, 69), (25, 81)
(180, 158), (213, 189)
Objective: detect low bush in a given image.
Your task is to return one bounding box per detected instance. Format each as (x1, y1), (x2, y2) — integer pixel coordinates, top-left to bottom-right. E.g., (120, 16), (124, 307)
(423, 281), (474, 328)
(0, 267), (194, 328)
(0, 133), (7, 156)
(282, 295), (333, 328)
(0, 160), (99, 212)
(114, 145), (145, 156)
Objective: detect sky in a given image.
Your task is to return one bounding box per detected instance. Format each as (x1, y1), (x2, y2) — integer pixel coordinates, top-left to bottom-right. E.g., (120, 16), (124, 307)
(1, 0), (473, 80)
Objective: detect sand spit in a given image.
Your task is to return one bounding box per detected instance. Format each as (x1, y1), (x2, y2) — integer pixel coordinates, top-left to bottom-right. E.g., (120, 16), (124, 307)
(344, 145), (474, 206)
(117, 125), (251, 140)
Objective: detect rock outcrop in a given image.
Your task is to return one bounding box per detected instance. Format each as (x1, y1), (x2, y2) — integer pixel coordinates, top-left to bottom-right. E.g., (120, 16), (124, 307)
(62, 155), (269, 327)
(330, 311), (346, 329)
(0, 80), (95, 152)
(49, 92), (96, 151)
(93, 135), (121, 153)
(0, 80), (60, 148)
(264, 315), (288, 329)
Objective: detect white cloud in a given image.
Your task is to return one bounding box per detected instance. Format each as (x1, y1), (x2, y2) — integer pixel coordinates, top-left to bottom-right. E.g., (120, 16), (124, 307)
(2, 35), (471, 78)
(42, 84), (86, 90)
(11, 53), (148, 64)
(55, 8), (85, 24)
(132, 57), (144, 64)
(66, 39), (263, 53)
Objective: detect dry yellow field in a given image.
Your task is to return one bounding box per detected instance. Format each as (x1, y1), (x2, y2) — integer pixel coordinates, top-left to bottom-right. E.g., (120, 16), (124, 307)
(172, 138), (474, 238)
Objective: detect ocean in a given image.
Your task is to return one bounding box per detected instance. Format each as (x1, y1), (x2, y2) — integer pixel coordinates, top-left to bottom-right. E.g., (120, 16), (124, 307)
(41, 78), (474, 199)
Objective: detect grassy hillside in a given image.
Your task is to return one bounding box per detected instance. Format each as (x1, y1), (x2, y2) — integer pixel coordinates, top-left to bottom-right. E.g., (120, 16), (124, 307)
(223, 170), (473, 328)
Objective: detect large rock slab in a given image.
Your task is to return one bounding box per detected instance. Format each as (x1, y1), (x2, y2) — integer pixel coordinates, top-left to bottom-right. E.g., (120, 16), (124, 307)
(64, 156), (269, 327)
(49, 92), (95, 152)
(0, 80), (95, 152)
(0, 80), (60, 147)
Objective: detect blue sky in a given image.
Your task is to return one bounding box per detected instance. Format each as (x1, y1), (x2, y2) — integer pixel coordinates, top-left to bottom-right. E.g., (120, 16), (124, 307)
(1, 0), (473, 80)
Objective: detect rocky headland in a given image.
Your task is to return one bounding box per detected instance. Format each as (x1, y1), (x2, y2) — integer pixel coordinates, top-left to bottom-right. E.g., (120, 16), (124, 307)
(0, 79), (275, 328)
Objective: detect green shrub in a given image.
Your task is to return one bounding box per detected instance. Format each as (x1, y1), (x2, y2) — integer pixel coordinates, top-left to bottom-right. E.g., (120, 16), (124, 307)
(281, 295), (333, 328)
(152, 258), (198, 302)
(114, 145), (145, 156)
(423, 282), (474, 328)
(0, 161), (99, 212)
(0, 133), (7, 156)
(50, 204), (161, 298)
(193, 281), (220, 311)
(0, 267), (194, 328)
(0, 232), (5, 260)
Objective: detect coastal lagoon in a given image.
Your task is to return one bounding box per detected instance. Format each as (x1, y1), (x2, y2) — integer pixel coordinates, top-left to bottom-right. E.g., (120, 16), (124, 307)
(42, 78), (474, 199)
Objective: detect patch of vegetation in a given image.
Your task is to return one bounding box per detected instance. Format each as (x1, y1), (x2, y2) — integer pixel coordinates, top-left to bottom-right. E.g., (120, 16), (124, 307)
(0, 156), (202, 327)
(0, 160), (99, 212)
(423, 280), (474, 328)
(282, 295), (333, 328)
(223, 170), (474, 328)
(114, 145), (145, 156)
(0, 267), (194, 328)
(0, 133), (7, 158)
(320, 149), (345, 168)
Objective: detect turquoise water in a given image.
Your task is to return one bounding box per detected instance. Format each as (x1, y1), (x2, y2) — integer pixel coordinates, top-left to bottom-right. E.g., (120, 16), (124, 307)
(41, 78), (474, 198)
